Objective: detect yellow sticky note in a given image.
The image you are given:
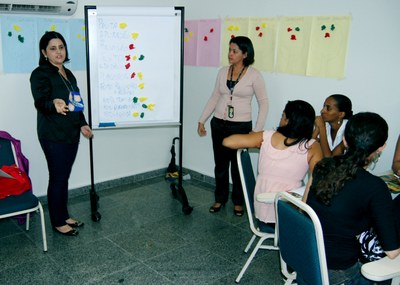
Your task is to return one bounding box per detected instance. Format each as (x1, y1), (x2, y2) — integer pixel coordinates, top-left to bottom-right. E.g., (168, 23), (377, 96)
(13, 24), (21, 32)
(131, 32), (139, 40)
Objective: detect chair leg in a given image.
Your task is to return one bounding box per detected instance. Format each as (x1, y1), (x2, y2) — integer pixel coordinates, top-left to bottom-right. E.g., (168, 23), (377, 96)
(236, 237), (268, 283)
(25, 213), (30, 231)
(38, 203), (48, 252)
(392, 277), (400, 285)
(244, 234), (256, 253)
(280, 255), (297, 284)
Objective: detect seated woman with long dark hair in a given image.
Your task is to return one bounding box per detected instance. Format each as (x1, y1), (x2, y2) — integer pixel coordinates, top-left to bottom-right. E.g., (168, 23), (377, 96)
(223, 100), (323, 231)
(304, 112), (400, 285)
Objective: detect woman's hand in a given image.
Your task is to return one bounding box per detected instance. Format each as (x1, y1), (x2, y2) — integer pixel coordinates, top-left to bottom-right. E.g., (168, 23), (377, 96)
(312, 116), (326, 140)
(81, 125), (93, 139)
(198, 122), (207, 137)
(53, 98), (68, 115)
(314, 116), (325, 129)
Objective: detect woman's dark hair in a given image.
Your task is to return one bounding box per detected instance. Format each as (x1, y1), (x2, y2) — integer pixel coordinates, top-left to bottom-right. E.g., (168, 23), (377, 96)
(276, 100), (315, 147)
(329, 94), (353, 119)
(38, 31), (70, 65)
(229, 36), (255, 66)
(311, 112), (388, 205)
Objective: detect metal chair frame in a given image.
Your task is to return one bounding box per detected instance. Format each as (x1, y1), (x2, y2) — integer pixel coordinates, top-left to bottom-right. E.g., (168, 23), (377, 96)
(235, 149), (278, 283)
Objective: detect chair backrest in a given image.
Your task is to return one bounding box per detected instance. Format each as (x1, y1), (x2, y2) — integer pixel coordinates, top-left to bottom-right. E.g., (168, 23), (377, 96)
(237, 149), (260, 231)
(275, 192), (329, 285)
(0, 137), (16, 168)
(0, 131), (28, 173)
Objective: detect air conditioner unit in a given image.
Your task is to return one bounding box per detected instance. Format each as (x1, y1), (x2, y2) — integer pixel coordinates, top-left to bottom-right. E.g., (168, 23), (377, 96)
(0, 0), (77, 15)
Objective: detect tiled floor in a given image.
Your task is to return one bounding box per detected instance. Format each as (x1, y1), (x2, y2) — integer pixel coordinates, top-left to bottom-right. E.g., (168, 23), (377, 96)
(0, 177), (282, 284)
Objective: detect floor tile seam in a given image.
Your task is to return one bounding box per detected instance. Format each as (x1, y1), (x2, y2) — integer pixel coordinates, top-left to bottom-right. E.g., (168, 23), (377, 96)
(0, 229), (43, 252)
(207, 213), (248, 228)
(102, 227), (195, 265)
(0, 229), (25, 241)
(43, 256), (80, 284)
(231, 222), (253, 233)
(135, 261), (176, 284)
(47, 235), (118, 253)
(184, 239), (246, 270)
(16, 217), (52, 252)
(103, 235), (139, 258)
(141, 243), (242, 284)
(0, 251), (49, 275)
(53, 248), (141, 285)
(84, 263), (146, 285)
(140, 241), (191, 264)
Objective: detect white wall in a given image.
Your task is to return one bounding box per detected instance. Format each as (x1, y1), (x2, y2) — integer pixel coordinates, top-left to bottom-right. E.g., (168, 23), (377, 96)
(0, 0), (184, 197)
(184, 0), (400, 178)
(0, 0), (399, 197)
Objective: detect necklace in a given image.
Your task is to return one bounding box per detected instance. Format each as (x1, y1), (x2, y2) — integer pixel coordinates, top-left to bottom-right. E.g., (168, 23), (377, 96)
(228, 65), (246, 94)
(58, 71), (75, 93)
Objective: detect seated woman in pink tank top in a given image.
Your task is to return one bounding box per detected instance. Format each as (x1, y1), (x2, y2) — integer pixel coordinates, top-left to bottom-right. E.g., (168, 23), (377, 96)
(223, 100), (323, 232)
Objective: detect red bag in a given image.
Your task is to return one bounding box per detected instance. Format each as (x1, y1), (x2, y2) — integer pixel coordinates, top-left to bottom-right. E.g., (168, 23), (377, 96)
(0, 164), (31, 199)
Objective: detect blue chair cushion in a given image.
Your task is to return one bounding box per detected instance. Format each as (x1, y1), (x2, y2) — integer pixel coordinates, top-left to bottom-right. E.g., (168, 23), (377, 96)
(240, 150), (256, 213)
(0, 138), (16, 167)
(0, 191), (39, 216)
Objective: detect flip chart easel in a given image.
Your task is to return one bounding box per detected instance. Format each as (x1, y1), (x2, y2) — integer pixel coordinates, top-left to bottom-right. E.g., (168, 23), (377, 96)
(84, 5), (185, 220)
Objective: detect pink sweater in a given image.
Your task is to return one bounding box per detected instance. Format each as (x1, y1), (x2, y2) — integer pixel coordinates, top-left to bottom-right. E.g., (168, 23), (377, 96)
(199, 66), (268, 131)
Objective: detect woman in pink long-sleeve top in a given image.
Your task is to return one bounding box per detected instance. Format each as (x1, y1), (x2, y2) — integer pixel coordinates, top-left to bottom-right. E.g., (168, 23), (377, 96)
(197, 36), (268, 216)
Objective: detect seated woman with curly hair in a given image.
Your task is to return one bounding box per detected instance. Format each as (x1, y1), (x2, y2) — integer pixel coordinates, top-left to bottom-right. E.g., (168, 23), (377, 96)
(304, 112), (400, 285)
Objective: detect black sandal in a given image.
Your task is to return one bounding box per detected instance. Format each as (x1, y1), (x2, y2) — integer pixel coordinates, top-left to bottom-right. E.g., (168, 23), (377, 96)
(66, 219), (84, 228)
(209, 203), (224, 213)
(234, 206), (244, 217)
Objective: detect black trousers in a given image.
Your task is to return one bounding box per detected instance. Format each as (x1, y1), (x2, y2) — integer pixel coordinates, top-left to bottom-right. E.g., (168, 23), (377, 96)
(210, 117), (252, 206)
(40, 139), (78, 227)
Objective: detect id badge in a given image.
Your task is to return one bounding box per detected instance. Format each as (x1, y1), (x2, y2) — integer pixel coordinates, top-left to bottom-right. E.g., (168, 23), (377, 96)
(228, 105), (234, 118)
(68, 91), (84, 112)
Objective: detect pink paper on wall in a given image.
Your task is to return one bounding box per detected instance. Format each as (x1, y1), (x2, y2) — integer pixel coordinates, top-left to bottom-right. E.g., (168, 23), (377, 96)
(184, 20), (198, 66)
(196, 19), (221, 67)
